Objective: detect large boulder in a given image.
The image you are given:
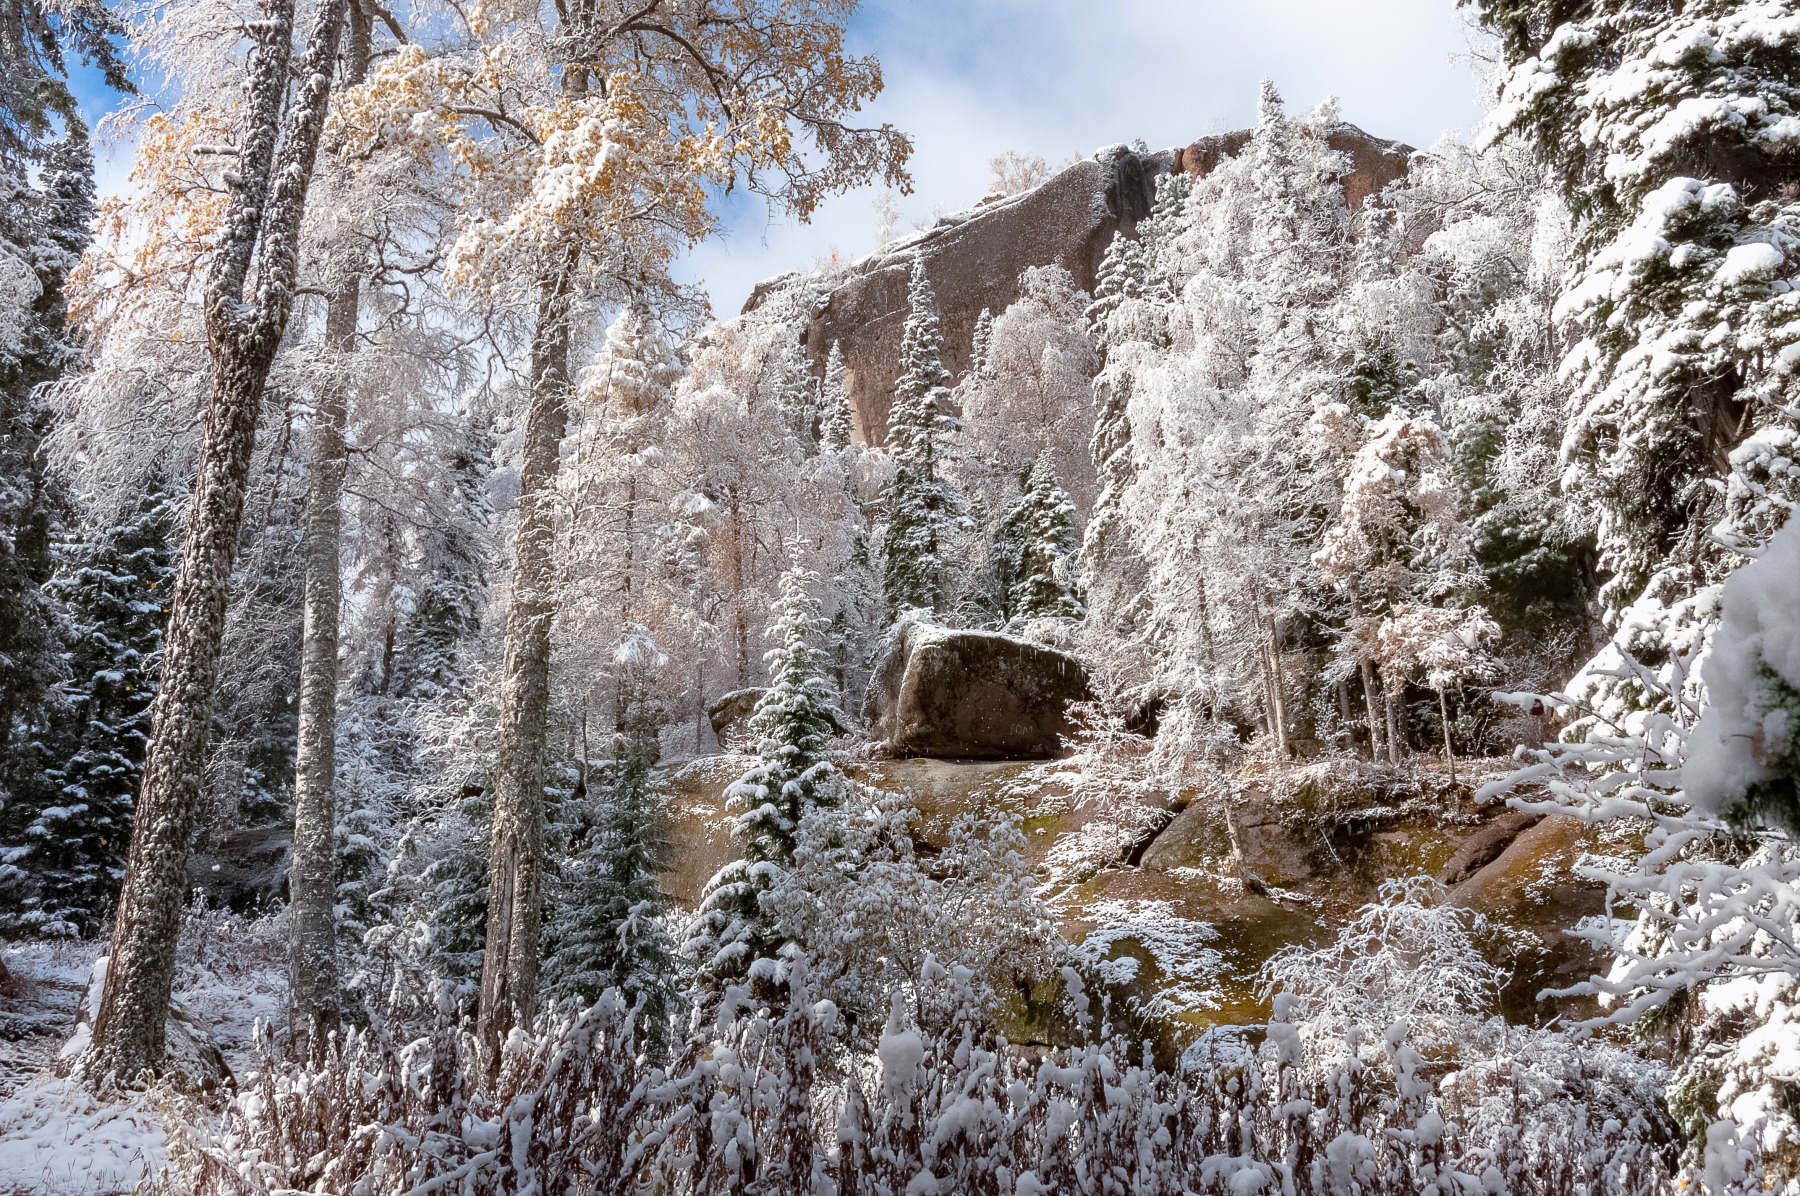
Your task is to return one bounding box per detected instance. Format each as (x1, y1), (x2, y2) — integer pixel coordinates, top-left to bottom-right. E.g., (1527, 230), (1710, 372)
(864, 623), (1091, 759)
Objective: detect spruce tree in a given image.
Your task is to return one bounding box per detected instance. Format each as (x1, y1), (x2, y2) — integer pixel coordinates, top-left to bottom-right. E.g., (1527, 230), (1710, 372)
(1083, 230), (1147, 345)
(774, 340), (819, 454)
(0, 481), (177, 936)
(418, 788), (491, 1007)
(818, 340), (854, 453)
(968, 308), (995, 379)
(1138, 171), (1192, 302)
(879, 260), (964, 620)
(686, 563), (842, 993)
(394, 415), (493, 702)
(994, 452), (1084, 621)
(546, 685), (674, 1034)
(0, 132), (95, 815)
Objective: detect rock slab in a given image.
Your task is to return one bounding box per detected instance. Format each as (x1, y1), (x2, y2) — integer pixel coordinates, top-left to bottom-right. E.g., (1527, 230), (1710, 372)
(864, 622), (1091, 759)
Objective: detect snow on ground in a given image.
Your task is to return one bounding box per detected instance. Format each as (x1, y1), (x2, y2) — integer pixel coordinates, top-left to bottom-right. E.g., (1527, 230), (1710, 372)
(0, 907), (287, 1195)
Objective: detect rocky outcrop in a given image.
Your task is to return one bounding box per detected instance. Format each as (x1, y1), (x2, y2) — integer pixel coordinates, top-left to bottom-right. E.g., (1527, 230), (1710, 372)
(864, 622), (1092, 758)
(750, 125), (1412, 446)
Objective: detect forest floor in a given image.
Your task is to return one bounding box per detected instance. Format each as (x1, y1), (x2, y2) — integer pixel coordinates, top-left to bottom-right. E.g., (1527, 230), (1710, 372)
(0, 912), (286, 1194)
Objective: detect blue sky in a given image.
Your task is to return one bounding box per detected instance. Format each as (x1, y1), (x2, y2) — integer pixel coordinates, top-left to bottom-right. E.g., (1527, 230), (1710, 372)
(679, 0), (1488, 315)
(75, 0), (1487, 317)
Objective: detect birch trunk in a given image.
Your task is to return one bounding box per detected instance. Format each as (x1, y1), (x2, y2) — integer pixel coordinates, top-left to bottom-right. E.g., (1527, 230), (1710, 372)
(83, 0), (346, 1084)
(476, 250), (578, 1057)
(287, 3), (371, 1055)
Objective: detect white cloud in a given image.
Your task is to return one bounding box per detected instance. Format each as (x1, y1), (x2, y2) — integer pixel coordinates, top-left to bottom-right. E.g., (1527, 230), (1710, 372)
(677, 0), (1484, 316)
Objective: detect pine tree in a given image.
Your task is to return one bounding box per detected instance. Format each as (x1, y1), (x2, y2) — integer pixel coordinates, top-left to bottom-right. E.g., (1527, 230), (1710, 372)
(394, 416), (493, 702)
(968, 308), (994, 380)
(546, 685), (674, 1036)
(0, 132), (94, 814)
(1138, 171), (1192, 301)
(994, 452), (1084, 622)
(418, 788), (491, 1008)
(818, 340), (854, 453)
(0, 482), (177, 937)
(1083, 230), (1147, 345)
(774, 340), (819, 454)
(687, 563), (843, 993)
(880, 260), (965, 620)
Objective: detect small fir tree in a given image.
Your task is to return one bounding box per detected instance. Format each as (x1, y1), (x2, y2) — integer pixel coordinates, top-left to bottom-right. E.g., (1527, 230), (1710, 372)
(686, 563), (843, 993)
(546, 675), (675, 1036)
(415, 788), (491, 1008)
(818, 340), (854, 452)
(393, 415), (493, 701)
(968, 308), (994, 379)
(1083, 230), (1147, 345)
(994, 451), (1084, 621)
(774, 340), (819, 454)
(1138, 170), (1192, 301)
(880, 260), (965, 620)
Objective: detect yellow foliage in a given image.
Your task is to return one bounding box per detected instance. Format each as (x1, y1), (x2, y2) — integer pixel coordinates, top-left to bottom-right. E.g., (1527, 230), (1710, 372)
(68, 107), (234, 333)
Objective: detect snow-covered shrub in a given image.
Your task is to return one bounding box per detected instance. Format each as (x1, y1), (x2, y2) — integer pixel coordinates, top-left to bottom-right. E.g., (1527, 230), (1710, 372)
(768, 790), (1062, 1041)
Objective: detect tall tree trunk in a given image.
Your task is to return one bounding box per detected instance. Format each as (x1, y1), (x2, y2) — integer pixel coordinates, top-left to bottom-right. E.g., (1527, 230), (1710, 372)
(83, 0), (346, 1085)
(1438, 687), (1457, 787)
(287, 1), (371, 1055)
(1265, 618), (1289, 759)
(1359, 657), (1384, 762)
(1385, 684), (1403, 766)
(477, 250), (578, 1059)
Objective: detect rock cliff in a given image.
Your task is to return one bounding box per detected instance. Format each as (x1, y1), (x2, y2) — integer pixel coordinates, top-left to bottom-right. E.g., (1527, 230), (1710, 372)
(746, 124), (1413, 445)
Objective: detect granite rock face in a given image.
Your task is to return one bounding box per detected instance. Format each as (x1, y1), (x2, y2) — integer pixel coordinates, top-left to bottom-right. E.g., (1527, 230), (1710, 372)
(749, 125), (1412, 446)
(864, 622), (1092, 759)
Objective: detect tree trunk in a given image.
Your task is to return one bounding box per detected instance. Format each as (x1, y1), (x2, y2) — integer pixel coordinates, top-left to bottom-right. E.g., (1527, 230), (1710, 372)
(1438, 687), (1457, 787)
(1359, 657), (1384, 762)
(1385, 684), (1403, 766)
(83, 0), (346, 1085)
(1265, 619), (1289, 759)
(477, 250), (578, 1060)
(287, 1), (371, 1056)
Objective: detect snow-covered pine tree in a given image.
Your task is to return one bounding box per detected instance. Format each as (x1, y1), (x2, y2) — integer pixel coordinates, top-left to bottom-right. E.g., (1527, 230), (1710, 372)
(393, 415), (493, 702)
(1138, 170), (1193, 303)
(774, 340), (819, 454)
(880, 260), (965, 620)
(817, 340), (854, 453)
(0, 130), (93, 816)
(968, 308), (994, 379)
(546, 666), (674, 1036)
(0, 480), (176, 936)
(994, 451), (1084, 622)
(416, 787), (491, 1009)
(686, 562), (844, 994)
(1083, 230), (1147, 348)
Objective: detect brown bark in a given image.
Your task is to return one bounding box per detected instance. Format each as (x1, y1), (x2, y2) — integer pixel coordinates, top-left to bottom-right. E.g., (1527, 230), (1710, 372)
(287, 2), (372, 1055)
(1359, 657), (1384, 762)
(476, 250), (578, 1059)
(1384, 683), (1404, 767)
(1438, 687), (1457, 788)
(84, 0), (348, 1085)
